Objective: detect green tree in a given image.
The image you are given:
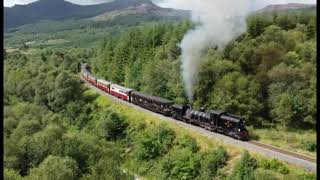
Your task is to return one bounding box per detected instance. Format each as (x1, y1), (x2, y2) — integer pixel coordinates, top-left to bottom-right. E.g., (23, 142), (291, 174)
(94, 109), (128, 140)
(209, 72), (263, 125)
(27, 155), (78, 180)
(231, 151), (257, 180)
(247, 16), (268, 38)
(193, 51), (240, 108)
(134, 125), (175, 161)
(306, 19), (316, 39)
(198, 147), (227, 178)
(83, 157), (134, 180)
(47, 72), (82, 112)
(161, 148), (201, 180)
(176, 135), (198, 153)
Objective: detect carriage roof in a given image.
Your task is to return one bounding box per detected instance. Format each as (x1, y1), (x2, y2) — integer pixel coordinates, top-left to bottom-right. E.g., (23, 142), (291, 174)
(97, 79), (111, 85)
(110, 84), (133, 92)
(131, 91), (173, 104)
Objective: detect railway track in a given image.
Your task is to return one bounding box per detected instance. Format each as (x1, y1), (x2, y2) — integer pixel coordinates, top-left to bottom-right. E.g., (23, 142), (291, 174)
(80, 74), (317, 172)
(248, 140), (316, 163)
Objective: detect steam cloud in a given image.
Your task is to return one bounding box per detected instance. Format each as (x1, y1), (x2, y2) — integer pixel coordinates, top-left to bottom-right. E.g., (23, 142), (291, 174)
(156, 0), (251, 101)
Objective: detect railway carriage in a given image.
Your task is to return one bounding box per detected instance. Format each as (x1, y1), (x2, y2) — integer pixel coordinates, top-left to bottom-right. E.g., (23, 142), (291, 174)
(97, 79), (111, 93)
(110, 84), (133, 102)
(80, 63), (249, 141)
(87, 74), (97, 86)
(81, 64), (89, 80)
(82, 70), (89, 80)
(131, 91), (174, 116)
(81, 64), (97, 86)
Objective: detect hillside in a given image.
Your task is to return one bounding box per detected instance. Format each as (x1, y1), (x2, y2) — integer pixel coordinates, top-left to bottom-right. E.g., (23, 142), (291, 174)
(255, 3), (316, 14)
(92, 2), (189, 21)
(4, 47), (316, 179)
(3, 1), (316, 179)
(4, 0), (189, 30)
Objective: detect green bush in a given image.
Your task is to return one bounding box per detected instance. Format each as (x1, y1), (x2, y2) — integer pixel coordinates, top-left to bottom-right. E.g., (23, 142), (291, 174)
(95, 109), (128, 140)
(302, 140), (316, 152)
(82, 156), (134, 180)
(297, 172), (317, 180)
(133, 125), (175, 161)
(160, 148), (201, 180)
(176, 135), (198, 153)
(27, 155), (78, 180)
(259, 158), (289, 174)
(4, 168), (22, 180)
(254, 169), (279, 180)
(198, 146), (227, 178)
(231, 151), (258, 180)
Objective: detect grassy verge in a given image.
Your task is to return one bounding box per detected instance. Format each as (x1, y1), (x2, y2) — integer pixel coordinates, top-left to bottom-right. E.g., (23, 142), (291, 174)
(248, 126), (316, 157)
(84, 89), (316, 179)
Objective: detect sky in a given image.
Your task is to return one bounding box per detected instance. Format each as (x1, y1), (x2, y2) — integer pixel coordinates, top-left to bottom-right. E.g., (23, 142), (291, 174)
(154, 0), (316, 11)
(4, 0), (114, 7)
(4, 0), (317, 8)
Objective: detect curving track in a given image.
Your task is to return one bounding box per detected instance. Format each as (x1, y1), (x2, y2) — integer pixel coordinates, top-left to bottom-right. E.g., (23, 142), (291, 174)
(248, 140), (316, 163)
(80, 74), (317, 173)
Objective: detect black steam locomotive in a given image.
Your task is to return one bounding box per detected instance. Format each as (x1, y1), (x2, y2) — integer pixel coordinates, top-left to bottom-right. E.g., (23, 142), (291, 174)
(170, 105), (248, 140)
(81, 64), (249, 141)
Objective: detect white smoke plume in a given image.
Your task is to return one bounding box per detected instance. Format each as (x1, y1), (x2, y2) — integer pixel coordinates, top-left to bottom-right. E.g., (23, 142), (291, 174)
(155, 0), (251, 101)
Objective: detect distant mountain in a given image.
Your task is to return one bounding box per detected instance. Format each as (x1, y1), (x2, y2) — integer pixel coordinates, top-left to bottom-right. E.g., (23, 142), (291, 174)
(92, 2), (189, 21)
(255, 3), (316, 14)
(4, 0), (189, 30)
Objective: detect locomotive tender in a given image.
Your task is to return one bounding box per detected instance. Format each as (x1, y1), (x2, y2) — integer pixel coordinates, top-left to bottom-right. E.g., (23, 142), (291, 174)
(81, 64), (249, 141)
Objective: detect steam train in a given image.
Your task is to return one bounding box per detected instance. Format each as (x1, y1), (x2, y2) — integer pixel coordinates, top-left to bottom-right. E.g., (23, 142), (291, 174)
(81, 64), (249, 141)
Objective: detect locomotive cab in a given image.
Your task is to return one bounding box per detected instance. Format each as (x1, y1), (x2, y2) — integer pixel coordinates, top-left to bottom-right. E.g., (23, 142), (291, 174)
(237, 119), (249, 140)
(171, 104), (189, 120)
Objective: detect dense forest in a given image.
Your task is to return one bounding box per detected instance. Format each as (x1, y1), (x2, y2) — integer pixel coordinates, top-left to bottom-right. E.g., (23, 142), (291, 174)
(4, 6), (316, 180)
(92, 9), (316, 129)
(3, 49), (316, 179)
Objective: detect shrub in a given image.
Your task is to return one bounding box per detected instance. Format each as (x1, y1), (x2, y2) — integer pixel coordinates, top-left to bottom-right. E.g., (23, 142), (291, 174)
(176, 135), (198, 153)
(259, 158), (289, 174)
(95, 109), (128, 140)
(4, 168), (22, 180)
(254, 169), (279, 180)
(198, 146), (227, 178)
(302, 140), (316, 152)
(134, 125), (175, 161)
(231, 151), (257, 180)
(82, 157), (134, 180)
(27, 155), (78, 180)
(160, 148), (201, 180)
(297, 172), (317, 180)
(245, 126), (260, 140)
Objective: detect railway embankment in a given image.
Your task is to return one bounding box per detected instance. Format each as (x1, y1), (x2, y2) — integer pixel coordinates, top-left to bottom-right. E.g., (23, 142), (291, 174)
(81, 75), (316, 176)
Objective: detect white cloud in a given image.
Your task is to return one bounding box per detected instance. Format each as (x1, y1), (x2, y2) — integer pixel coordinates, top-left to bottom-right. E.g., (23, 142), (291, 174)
(4, 0), (114, 7)
(4, 0), (316, 8)
(4, 0), (36, 7)
(250, 0), (317, 10)
(154, 0), (316, 11)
